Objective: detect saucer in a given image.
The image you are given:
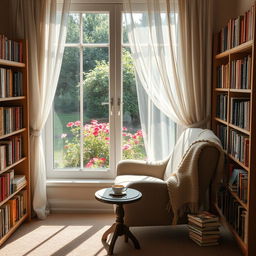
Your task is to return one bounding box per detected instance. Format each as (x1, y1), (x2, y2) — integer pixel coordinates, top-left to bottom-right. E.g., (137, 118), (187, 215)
(109, 191), (127, 197)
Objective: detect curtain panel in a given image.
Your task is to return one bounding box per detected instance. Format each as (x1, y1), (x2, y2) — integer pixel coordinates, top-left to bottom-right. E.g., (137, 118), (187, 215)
(123, 0), (213, 129)
(11, 0), (70, 219)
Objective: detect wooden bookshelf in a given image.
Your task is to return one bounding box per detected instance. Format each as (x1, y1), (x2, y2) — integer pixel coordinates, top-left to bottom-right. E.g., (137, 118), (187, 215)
(0, 39), (30, 245)
(212, 5), (256, 256)
(215, 204), (247, 255)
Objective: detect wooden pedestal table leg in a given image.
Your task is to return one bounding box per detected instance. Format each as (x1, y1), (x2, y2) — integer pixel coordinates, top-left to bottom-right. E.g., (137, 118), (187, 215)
(123, 225), (140, 249)
(101, 223), (116, 253)
(102, 223), (116, 242)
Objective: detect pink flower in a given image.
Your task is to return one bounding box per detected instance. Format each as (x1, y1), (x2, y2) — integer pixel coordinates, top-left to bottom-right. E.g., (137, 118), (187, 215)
(134, 140), (139, 144)
(104, 128), (109, 134)
(86, 162), (93, 168)
(105, 137), (110, 140)
(136, 130), (143, 137)
(132, 135), (137, 139)
(122, 144), (131, 150)
(122, 133), (127, 137)
(100, 158), (106, 162)
(74, 121), (81, 126)
(122, 127), (127, 131)
(94, 127), (99, 132)
(93, 131), (99, 136)
(67, 122), (74, 127)
(91, 120), (98, 125)
(61, 133), (67, 138)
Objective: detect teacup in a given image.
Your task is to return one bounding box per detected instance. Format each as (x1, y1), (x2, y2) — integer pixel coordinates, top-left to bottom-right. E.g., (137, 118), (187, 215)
(112, 184), (127, 195)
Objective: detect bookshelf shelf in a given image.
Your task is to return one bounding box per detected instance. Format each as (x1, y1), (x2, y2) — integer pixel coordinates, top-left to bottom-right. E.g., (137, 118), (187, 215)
(0, 39), (30, 247)
(215, 204), (247, 254)
(0, 183), (27, 207)
(228, 154), (249, 171)
(0, 96), (26, 102)
(0, 157), (27, 175)
(228, 188), (248, 210)
(0, 128), (26, 140)
(214, 117), (228, 125)
(0, 59), (25, 68)
(229, 89), (251, 94)
(215, 88), (229, 92)
(229, 124), (250, 135)
(212, 5), (256, 255)
(216, 40), (253, 59)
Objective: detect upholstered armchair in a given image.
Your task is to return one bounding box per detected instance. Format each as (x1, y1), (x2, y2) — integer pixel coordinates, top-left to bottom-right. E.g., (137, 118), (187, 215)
(114, 128), (224, 227)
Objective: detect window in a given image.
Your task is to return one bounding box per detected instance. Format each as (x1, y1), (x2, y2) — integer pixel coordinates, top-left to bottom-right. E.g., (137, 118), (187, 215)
(46, 4), (146, 179)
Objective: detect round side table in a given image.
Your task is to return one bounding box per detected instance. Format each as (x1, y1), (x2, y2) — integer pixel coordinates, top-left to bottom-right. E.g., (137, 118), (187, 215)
(95, 187), (142, 255)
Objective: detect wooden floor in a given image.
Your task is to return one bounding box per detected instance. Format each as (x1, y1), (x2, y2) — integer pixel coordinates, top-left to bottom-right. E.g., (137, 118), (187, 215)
(0, 213), (243, 256)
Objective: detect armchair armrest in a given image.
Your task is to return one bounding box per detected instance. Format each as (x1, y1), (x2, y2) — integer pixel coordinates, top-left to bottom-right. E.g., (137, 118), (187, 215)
(116, 159), (169, 179)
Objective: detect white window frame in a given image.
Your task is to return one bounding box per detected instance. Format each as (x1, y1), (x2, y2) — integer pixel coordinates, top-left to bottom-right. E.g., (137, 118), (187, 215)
(46, 3), (123, 179)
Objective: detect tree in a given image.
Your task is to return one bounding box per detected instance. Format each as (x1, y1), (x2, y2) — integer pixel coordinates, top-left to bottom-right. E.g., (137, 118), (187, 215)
(83, 49), (140, 124)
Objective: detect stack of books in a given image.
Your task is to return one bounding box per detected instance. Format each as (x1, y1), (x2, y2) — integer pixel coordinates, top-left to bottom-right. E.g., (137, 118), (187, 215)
(12, 175), (26, 191)
(188, 211), (220, 246)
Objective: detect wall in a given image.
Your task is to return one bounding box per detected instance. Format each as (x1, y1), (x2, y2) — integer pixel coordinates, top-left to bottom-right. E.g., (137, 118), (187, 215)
(214, 0), (255, 33)
(47, 181), (113, 213)
(0, 0), (11, 37)
(213, 0), (238, 33)
(236, 0), (255, 14)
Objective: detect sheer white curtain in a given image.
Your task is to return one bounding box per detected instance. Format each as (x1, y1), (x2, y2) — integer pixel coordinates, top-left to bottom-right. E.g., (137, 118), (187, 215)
(124, 0), (213, 159)
(11, 0), (70, 219)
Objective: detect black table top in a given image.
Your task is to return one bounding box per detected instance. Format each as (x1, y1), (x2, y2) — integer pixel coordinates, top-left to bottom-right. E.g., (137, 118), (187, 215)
(95, 187), (142, 205)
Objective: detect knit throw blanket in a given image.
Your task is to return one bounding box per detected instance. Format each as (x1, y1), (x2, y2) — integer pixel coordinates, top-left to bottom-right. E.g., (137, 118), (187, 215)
(165, 129), (224, 224)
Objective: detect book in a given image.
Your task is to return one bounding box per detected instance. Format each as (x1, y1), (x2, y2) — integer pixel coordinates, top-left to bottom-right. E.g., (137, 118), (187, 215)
(189, 232), (220, 241)
(189, 225), (220, 235)
(188, 211), (219, 223)
(13, 175), (26, 185)
(188, 219), (220, 228)
(190, 237), (219, 247)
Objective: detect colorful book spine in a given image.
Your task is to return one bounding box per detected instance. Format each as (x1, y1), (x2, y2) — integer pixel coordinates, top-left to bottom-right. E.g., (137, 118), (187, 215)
(216, 94), (228, 121)
(229, 130), (249, 166)
(230, 56), (251, 89)
(218, 6), (255, 53)
(0, 190), (27, 238)
(0, 107), (23, 136)
(230, 98), (250, 130)
(217, 188), (248, 243)
(0, 35), (23, 63)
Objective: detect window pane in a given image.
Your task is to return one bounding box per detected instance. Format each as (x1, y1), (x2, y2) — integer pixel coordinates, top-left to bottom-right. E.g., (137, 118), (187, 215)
(122, 14), (129, 44)
(66, 13), (80, 43)
(53, 47), (80, 168)
(122, 47), (146, 160)
(83, 13), (109, 43)
(83, 47), (110, 168)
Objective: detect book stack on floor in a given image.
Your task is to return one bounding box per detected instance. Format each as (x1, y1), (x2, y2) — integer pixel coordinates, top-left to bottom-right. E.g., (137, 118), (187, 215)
(188, 211), (220, 246)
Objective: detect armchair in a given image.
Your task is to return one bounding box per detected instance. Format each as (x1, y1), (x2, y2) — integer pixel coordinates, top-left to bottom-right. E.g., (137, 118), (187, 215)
(115, 128), (223, 227)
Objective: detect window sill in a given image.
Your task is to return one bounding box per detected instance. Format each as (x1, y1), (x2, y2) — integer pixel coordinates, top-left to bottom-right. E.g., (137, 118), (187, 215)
(46, 179), (115, 188)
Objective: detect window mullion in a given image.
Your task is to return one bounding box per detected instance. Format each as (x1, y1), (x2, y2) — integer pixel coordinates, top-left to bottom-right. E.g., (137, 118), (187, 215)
(80, 13), (84, 170)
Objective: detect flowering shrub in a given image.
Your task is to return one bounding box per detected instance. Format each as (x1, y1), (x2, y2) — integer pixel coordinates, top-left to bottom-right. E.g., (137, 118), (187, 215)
(62, 120), (145, 168)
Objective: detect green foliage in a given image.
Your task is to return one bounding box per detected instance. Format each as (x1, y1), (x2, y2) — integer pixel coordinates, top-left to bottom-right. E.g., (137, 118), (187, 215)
(83, 61), (109, 118)
(83, 49), (139, 122)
